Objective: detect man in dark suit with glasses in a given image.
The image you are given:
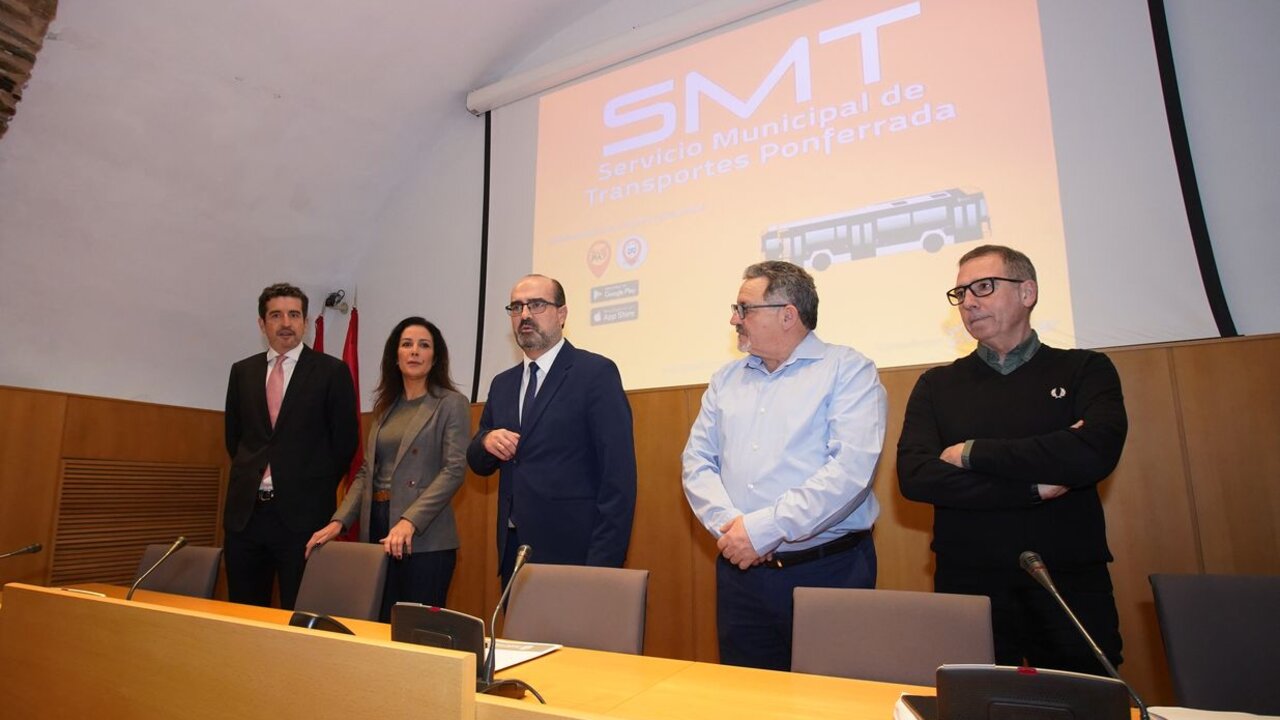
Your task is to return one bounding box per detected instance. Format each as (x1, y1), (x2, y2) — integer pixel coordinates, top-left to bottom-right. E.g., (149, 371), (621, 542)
(467, 274), (637, 584)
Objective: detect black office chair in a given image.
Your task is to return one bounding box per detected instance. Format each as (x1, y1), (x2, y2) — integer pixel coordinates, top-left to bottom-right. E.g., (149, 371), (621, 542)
(133, 544), (222, 598)
(1150, 573), (1280, 714)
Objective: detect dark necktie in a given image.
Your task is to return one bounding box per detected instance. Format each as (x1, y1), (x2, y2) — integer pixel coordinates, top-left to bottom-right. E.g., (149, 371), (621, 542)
(521, 362), (539, 426)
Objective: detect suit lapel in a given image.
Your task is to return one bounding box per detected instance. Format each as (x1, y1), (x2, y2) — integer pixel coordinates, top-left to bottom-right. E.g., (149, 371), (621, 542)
(253, 353), (273, 430)
(520, 342), (574, 437)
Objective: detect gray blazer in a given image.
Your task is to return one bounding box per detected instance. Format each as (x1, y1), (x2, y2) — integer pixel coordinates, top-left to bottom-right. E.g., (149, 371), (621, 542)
(333, 388), (469, 553)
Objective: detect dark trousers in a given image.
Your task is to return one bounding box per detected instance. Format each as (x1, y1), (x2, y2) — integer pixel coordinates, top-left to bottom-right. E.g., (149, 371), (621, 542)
(371, 500), (456, 621)
(716, 534), (877, 671)
(935, 559), (1123, 675)
(499, 525), (522, 588)
(224, 499), (310, 610)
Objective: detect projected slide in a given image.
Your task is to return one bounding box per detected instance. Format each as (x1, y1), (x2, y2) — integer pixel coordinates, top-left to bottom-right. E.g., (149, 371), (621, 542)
(533, 0), (1070, 387)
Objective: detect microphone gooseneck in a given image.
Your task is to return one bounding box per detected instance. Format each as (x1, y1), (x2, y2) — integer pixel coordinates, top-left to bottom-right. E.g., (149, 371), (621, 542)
(126, 536), (188, 600)
(485, 544), (531, 683)
(1019, 550), (1149, 720)
(479, 544), (543, 702)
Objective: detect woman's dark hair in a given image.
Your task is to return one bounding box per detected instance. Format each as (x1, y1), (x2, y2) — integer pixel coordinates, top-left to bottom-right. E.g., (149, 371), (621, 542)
(372, 317), (457, 420)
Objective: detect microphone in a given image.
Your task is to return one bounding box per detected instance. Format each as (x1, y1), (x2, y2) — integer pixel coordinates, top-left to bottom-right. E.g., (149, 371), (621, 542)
(127, 537), (188, 600)
(0, 543), (43, 559)
(1018, 549), (1055, 592)
(1019, 551), (1150, 720)
(478, 544), (543, 702)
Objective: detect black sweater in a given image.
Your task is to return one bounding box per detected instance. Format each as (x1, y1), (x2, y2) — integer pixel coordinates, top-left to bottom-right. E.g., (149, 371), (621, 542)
(897, 345), (1127, 571)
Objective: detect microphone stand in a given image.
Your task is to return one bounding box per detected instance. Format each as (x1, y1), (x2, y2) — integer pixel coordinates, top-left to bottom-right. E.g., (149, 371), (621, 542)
(1020, 551), (1150, 720)
(478, 545), (544, 703)
(127, 536), (187, 600)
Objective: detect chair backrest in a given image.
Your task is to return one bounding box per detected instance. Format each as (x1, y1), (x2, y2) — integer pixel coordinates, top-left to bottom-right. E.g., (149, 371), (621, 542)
(791, 587), (994, 685)
(502, 563), (649, 654)
(294, 541), (388, 621)
(1149, 573), (1280, 715)
(134, 544), (223, 599)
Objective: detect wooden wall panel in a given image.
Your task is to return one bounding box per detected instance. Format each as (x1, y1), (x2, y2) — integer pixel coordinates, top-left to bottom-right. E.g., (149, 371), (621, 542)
(626, 387), (697, 659)
(1172, 337), (1280, 574)
(683, 386), (722, 663)
(61, 395), (227, 465)
(49, 459), (221, 586)
(447, 404), (501, 621)
(872, 365), (935, 592)
(1103, 347), (1202, 705)
(0, 387), (66, 587)
(0, 387), (229, 591)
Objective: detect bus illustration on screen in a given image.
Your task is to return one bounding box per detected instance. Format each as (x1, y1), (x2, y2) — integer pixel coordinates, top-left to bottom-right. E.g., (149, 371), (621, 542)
(760, 189), (990, 271)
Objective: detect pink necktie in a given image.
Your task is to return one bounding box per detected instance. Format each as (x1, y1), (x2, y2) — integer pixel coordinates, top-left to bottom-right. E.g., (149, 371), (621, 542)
(267, 354), (285, 427)
(262, 356), (285, 487)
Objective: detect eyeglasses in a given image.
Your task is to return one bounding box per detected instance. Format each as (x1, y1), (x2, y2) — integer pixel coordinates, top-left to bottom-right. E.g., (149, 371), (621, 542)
(946, 277), (1026, 306)
(730, 302), (788, 320)
(504, 299), (562, 317)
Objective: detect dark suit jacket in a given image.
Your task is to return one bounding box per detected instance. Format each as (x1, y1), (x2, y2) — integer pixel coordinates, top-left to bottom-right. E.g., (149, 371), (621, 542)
(333, 389), (469, 552)
(224, 345), (359, 534)
(467, 341), (636, 568)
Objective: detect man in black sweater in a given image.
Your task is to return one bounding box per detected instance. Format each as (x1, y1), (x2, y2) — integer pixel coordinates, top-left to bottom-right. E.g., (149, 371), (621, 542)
(897, 245), (1127, 674)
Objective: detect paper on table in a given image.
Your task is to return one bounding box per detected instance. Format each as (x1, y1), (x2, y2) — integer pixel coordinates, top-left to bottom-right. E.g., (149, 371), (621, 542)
(894, 698), (1280, 720)
(485, 638), (561, 672)
(1149, 708), (1280, 720)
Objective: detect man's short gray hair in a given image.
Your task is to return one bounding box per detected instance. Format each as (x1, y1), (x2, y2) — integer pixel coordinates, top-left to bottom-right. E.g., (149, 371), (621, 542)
(743, 261), (818, 330)
(959, 244), (1037, 282)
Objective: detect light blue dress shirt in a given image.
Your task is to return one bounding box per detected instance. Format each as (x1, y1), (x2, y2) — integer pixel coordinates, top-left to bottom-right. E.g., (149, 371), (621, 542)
(682, 332), (887, 556)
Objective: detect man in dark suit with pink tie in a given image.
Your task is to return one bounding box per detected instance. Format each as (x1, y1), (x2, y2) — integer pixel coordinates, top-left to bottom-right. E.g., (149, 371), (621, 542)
(467, 274), (637, 584)
(223, 283), (359, 608)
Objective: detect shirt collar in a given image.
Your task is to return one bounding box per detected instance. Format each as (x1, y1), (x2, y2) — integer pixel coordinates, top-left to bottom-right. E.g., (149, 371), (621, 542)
(525, 336), (566, 374)
(267, 344), (304, 365)
(745, 331), (823, 374)
(976, 329), (1041, 375)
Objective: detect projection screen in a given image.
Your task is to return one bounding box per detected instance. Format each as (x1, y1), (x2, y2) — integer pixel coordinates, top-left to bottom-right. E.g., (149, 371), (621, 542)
(481, 0), (1219, 395)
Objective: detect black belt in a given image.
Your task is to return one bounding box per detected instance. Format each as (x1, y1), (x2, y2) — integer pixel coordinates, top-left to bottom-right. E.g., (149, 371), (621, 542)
(766, 530), (870, 569)
(256, 489), (274, 502)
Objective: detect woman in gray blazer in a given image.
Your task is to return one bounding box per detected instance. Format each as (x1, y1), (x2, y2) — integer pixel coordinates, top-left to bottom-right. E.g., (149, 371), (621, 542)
(307, 317), (469, 620)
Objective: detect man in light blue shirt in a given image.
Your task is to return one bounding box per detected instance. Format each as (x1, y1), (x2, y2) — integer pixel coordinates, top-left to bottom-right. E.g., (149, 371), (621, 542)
(682, 260), (887, 671)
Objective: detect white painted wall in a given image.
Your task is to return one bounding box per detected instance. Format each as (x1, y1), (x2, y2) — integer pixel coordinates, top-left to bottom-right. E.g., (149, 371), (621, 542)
(0, 0), (609, 410)
(349, 110), (487, 408)
(1165, 0), (1280, 336)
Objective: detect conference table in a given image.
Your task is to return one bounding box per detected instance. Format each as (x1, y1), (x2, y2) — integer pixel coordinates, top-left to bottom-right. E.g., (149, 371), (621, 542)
(53, 583), (931, 720)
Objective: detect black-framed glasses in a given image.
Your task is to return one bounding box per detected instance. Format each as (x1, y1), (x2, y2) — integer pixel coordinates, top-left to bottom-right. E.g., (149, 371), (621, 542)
(730, 302), (788, 320)
(946, 277), (1026, 306)
(504, 299), (562, 317)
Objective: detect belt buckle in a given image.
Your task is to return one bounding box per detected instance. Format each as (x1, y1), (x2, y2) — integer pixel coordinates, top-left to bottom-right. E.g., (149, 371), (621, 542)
(256, 489), (274, 502)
